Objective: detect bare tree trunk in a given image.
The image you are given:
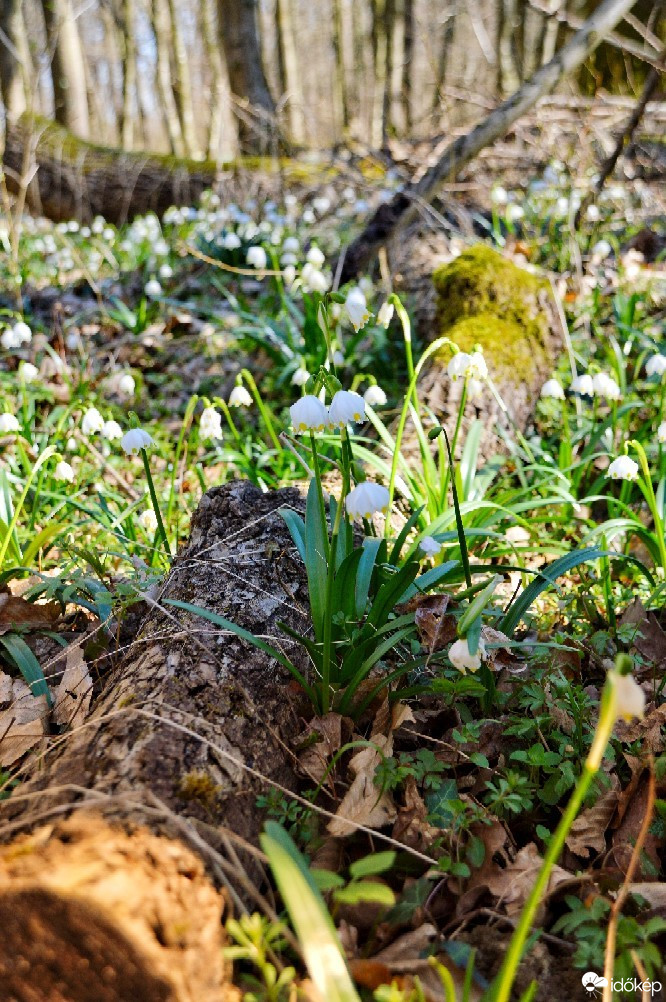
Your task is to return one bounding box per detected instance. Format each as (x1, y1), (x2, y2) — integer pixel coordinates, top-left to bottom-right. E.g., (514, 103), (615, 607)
(151, 0), (185, 155)
(200, 0), (238, 159)
(331, 0), (349, 133)
(0, 0), (28, 119)
(381, 0), (396, 147)
(120, 0), (138, 148)
(431, 9), (456, 114)
(217, 0), (277, 152)
(400, 0), (414, 133)
(275, 0), (305, 143)
(497, 0), (522, 93)
(40, 0), (90, 136)
(340, 0), (642, 280)
(167, 0), (200, 157)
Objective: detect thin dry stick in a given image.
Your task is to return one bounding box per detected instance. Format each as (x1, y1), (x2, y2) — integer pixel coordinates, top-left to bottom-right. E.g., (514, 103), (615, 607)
(602, 760), (657, 1002)
(185, 243), (284, 278)
(73, 428), (140, 498)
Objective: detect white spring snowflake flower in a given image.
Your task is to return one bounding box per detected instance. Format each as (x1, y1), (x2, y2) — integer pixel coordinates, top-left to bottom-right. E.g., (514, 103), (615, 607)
(332, 350), (345, 366)
(328, 390), (365, 428)
(592, 372), (621, 401)
(447, 352), (471, 381)
(117, 373), (136, 397)
(290, 395), (328, 433)
(363, 384), (387, 407)
(19, 362), (38, 382)
(280, 252), (298, 267)
(467, 351), (488, 380)
(608, 670), (645, 722)
(300, 263), (330, 294)
(159, 263), (173, 280)
(449, 636), (487, 674)
(246, 246), (267, 270)
(200, 406), (223, 440)
(282, 236), (299, 253)
(139, 509), (158, 533)
(571, 373), (594, 396)
(291, 368), (310, 387)
(13, 321), (32, 345)
(646, 355), (666, 378)
(144, 278), (162, 298)
(0, 413), (20, 433)
(121, 428), (153, 455)
(222, 232), (241, 251)
(345, 287), (371, 332)
(81, 408), (105, 436)
(607, 455), (639, 481)
(377, 302), (394, 328)
(102, 420), (123, 441)
(540, 378), (565, 400)
(345, 482), (390, 520)
(228, 385), (253, 408)
(306, 246), (325, 268)
(54, 460), (74, 482)
(658, 422), (666, 445)
(419, 536), (442, 556)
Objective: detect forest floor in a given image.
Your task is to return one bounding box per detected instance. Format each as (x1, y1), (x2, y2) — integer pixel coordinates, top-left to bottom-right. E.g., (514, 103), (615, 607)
(0, 117), (666, 1002)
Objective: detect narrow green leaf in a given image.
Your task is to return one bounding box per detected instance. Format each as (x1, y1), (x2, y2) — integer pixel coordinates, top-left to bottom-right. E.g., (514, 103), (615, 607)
(0, 633), (52, 706)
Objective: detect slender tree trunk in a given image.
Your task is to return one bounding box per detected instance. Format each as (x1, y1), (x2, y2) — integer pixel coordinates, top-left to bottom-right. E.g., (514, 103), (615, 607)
(0, 0), (28, 119)
(167, 0), (200, 156)
(151, 0), (185, 155)
(381, 0), (396, 147)
(331, 0), (349, 133)
(217, 0), (277, 152)
(497, 0), (521, 94)
(431, 9), (456, 114)
(275, 0), (305, 143)
(120, 0), (137, 148)
(40, 0), (90, 136)
(200, 0), (238, 159)
(340, 0), (642, 280)
(400, 0), (414, 133)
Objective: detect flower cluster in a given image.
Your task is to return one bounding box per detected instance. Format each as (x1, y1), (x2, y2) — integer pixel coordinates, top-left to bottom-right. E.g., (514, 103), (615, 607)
(290, 389), (367, 434)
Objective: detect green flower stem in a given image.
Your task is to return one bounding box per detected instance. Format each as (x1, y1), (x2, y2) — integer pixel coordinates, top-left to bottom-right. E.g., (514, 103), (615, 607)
(310, 433), (329, 560)
(391, 294), (414, 389)
(491, 682), (617, 1002)
(0, 446), (55, 570)
(216, 398), (242, 445)
(628, 439), (666, 574)
(141, 448), (171, 560)
(321, 494), (343, 716)
(241, 369), (282, 452)
(385, 335), (454, 537)
(167, 394), (198, 528)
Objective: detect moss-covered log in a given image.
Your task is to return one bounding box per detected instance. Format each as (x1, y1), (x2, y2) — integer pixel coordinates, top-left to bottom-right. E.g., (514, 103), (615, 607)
(411, 245), (563, 460)
(2, 116), (310, 224)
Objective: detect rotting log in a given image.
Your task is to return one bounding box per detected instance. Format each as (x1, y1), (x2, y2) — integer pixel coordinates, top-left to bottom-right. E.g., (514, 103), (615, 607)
(2, 116), (311, 224)
(0, 481), (309, 999)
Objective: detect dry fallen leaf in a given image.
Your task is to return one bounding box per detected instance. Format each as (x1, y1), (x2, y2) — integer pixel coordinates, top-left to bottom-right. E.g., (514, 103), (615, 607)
(411, 594), (456, 653)
(295, 713), (346, 786)
(484, 842), (570, 917)
(619, 598), (666, 667)
(0, 593), (60, 635)
(53, 642), (93, 730)
(566, 778), (620, 859)
(0, 673), (48, 766)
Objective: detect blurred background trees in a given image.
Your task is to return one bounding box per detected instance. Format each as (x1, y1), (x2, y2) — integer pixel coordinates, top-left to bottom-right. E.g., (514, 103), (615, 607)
(0, 0), (663, 157)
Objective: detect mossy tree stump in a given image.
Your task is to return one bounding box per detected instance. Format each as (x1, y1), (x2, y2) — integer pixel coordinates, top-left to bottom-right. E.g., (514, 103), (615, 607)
(415, 244), (563, 460)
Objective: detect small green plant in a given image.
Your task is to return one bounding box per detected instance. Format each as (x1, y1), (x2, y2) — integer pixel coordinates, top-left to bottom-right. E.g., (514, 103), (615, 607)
(225, 913), (296, 1002)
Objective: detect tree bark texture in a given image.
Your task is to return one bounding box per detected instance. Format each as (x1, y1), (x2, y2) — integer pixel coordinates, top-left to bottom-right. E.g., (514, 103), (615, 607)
(1, 481), (308, 886)
(40, 0), (90, 136)
(217, 0), (277, 152)
(0, 0), (28, 119)
(339, 0), (641, 282)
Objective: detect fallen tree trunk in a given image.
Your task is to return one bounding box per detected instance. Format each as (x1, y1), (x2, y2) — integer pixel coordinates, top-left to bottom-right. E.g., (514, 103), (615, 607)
(2, 116), (302, 224)
(339, 0), (641, 281)
(0, 481), (309, 999)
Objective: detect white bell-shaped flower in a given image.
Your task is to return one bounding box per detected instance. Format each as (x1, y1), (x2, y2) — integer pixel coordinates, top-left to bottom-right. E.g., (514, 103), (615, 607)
(306, 246), (325, 268)
(419, 536), (442, 556)
(592, 372), (621, 400)
(229, 386), (253, 408)
(363, 384), (387, 407)
(102, 420), (123, 441)
(139, 509), (158, 533)
(449, 636), (486, 674)
(447, 352), (471, 381)
(200, 406), (223, 440)
(121, 428), (153, 455)
(328, 390), (365, 428)
(377, 302), (394, 328)
(0, 413), (20, 433)
(609, 670), (645, 722)
(290, 395), (328, 433)
(571, 373), (594, 396)
(345, 482), (390, 520)
(345, 287), (370, 332)
(607, 455), (639, 481)
(54, 461), (74, 482)
(144, 278), (162, 298)
(646, 355), (666, 378)
(291, 368), (310, 387)
(540, 378), (565, 400)
(658, 422), (666, 444)
(246, 246), (267, 270)
(81, 408), (105, 436)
